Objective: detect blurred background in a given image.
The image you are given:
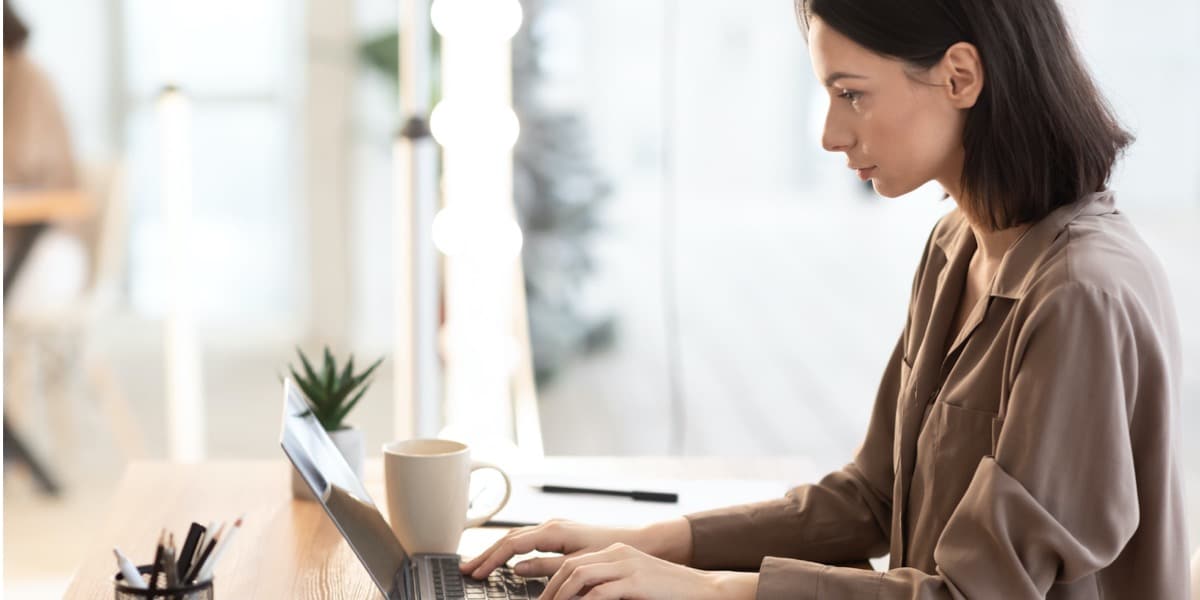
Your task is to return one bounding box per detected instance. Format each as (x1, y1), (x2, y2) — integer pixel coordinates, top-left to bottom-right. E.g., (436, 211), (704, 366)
(3, 0), (1198, 596)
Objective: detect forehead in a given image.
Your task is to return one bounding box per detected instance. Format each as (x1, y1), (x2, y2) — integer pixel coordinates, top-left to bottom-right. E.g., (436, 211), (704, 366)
(807, 16), (895, 85)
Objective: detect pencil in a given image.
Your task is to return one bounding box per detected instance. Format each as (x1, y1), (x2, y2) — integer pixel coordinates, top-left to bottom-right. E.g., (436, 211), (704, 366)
(185, 522), (225, 584)
(195, 514), (244, 582)
(164, 533), (178, 589)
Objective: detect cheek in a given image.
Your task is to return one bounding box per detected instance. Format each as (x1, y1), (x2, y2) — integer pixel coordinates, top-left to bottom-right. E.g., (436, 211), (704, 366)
(862, 98), (959, 192)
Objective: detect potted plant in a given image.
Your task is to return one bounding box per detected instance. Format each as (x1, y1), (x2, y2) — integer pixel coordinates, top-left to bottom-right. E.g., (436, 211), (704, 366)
(288, 346), (383, 499)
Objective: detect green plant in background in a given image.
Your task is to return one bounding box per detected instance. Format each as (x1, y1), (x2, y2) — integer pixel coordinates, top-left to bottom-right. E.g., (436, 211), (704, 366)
(289, 346), (384, 432)
(358, 29), (443, 110)
(512, 0), (615, 384)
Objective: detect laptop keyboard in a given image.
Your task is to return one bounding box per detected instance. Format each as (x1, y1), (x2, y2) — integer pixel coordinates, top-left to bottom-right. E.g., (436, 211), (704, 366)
(430, 557), (547, 600)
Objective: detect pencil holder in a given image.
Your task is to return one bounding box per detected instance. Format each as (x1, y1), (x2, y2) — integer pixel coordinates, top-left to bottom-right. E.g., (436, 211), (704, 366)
(113, 565), (214, 600)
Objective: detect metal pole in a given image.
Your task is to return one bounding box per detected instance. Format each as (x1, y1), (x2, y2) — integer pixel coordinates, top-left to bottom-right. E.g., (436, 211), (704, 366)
(395, 0), (441, 440)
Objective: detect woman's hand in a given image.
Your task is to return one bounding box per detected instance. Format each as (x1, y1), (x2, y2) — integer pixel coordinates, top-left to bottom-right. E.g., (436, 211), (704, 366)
(539, 543), (758, 600)
(459, 518), (693, 580)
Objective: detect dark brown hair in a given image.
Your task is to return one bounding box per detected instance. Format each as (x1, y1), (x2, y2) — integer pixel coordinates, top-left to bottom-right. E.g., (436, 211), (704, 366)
(797, 0), (1132, 231)
(4, 0), (30, 52)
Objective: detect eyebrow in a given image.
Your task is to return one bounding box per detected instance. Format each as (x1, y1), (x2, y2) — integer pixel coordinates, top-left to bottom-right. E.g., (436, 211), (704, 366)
(824, 72), (868, 87)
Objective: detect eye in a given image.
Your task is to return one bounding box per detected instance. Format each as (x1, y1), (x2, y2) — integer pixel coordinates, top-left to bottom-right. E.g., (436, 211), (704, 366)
(837, 89), (863, 104)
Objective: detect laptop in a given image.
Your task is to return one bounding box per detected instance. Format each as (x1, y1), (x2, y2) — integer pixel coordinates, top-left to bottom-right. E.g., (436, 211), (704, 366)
(279, 378), (547, 599)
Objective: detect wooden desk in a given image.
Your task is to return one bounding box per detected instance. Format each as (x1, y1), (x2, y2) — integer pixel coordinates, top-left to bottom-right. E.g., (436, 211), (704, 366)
(64, 457), (816, 599)
(3, 187), (93, 226)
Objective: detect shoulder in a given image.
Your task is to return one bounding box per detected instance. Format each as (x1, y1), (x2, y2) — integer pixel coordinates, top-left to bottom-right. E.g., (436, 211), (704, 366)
(1024, 209), (1168, 311)
(4, 52), (55, 94)
(1014, 198), (1179, 358)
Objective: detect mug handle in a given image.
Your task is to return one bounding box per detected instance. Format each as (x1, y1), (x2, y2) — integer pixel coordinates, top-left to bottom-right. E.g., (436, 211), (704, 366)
(463, 461), (512, 529)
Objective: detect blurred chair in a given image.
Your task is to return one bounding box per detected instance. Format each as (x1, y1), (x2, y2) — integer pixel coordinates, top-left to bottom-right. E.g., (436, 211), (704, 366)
(4, 162), (145, 467)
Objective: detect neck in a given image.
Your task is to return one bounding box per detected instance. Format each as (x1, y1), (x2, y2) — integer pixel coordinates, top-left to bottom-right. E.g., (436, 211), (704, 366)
(968, 220), (1029, 268)
(940, 192), (1029, 271)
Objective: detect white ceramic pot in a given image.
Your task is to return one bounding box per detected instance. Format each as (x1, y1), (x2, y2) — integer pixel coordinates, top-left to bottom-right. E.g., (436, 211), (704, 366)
(291, 426), (366, 500)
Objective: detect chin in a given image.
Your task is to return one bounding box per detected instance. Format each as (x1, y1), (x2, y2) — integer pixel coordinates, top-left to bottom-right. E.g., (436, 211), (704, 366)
(871, 176), (921, 198)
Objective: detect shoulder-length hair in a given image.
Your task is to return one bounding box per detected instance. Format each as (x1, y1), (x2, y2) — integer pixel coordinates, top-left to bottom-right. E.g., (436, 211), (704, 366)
(797, 0), (1132, 231)
(4, 0), (30, 52)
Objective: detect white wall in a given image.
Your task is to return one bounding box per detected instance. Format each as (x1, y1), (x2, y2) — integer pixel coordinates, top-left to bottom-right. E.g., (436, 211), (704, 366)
(15, 0), (116, 163)
(1063, 0), (1200, 208)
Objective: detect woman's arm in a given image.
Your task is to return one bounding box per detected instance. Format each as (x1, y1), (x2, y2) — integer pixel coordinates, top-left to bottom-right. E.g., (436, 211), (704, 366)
(682, 333), (904, 570)
(680, 218), (945, 573)
(630, 517), (693, 565)
(465, 336), (905, 583)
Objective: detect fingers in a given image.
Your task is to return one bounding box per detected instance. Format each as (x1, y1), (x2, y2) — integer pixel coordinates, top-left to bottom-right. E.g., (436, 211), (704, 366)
(547, 562), (626, 600)
(541, 544), (633, 600)
(580, 580), (633, 600)
(460, 533), (512, 574)
(464, 530), (540, 579)
(513, 555), (567, 577)
(461, 537), (503, 574)
(461, 522), (570, 579)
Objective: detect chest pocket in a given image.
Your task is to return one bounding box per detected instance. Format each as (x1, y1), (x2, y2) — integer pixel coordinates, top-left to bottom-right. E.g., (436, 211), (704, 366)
(930, 341), (1007, 466)
(929, 401), (995, 478)
(906, 397), (998, 559)
(910, 369), (1002, 539)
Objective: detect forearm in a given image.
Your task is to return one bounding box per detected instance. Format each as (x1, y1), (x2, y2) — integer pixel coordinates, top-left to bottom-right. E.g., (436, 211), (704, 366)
(707, 571), (759, 600)
(632, 517), (693, 565)
(684, 467), (892, 571)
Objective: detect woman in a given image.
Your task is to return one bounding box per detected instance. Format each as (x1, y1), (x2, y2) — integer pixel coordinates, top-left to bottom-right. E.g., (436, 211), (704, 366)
(3, 0), (86, 291)
(3, 0), (77, 192)
(462, 0), (1189, 597)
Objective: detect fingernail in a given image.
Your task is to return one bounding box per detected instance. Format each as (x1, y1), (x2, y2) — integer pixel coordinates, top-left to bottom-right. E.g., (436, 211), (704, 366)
(514, 563), (528, 575)
(472, 569), (483, 579)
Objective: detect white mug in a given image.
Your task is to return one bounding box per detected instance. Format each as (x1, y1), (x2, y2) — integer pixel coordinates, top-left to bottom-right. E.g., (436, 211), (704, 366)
(382, 438), (512, 554)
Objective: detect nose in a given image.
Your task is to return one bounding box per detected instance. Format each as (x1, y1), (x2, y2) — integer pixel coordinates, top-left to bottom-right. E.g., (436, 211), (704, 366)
(821, 105), (854, 153)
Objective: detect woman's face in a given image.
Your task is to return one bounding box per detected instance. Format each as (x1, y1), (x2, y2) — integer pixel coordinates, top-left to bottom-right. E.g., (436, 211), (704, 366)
(807, 16), (968, 198)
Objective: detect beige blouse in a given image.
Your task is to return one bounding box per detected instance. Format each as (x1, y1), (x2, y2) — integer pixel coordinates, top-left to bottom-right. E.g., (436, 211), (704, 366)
(3, 50), (77, 189)
(686, 191), (1189, 598)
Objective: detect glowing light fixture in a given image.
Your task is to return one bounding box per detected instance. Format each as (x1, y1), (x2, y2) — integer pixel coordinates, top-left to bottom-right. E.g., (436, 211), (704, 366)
(429, 102), (520, 151)
(430, 0), (524, 448)
(158, 85), (206, 462)
(431, 206), (523, 259)
(431, 0), (523, 41)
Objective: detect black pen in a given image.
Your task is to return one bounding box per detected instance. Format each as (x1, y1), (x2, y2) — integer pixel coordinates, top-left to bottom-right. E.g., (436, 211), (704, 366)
(176, 522), (205, 580)
(540, 485), (678, 503)
(147, 529), (166, 591)
(480, 519), (540, 528)
(185, 522), (225, 584)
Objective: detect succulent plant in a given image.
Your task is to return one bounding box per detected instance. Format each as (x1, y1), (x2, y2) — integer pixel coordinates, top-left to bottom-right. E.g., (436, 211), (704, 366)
(289, 346), (383, 432)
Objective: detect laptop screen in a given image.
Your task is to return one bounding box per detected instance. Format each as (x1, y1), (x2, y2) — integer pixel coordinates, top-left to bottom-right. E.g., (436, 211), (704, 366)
(279, 378), (410, 598)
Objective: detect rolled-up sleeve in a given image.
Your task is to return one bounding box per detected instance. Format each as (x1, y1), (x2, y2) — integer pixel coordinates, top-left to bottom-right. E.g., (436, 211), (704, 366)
(684, 333), (903, 571)
(754, 282), (1143, 598)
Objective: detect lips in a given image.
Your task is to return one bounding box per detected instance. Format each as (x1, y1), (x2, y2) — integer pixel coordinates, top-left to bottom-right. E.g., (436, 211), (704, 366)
(854, 166), (877, 181)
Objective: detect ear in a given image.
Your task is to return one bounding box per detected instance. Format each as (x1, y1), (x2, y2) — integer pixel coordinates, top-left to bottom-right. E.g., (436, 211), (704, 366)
(940, 42), (984, 109)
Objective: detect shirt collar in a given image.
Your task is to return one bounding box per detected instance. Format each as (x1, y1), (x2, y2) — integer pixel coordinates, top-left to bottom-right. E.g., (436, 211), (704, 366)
(931, 190), (1118, 300)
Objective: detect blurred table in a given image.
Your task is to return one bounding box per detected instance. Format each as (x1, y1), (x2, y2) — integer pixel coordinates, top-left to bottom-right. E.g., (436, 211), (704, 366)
(4, 187), (93, 226)
(3, 187), (94, 496)
(63, 456), (816, 599)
